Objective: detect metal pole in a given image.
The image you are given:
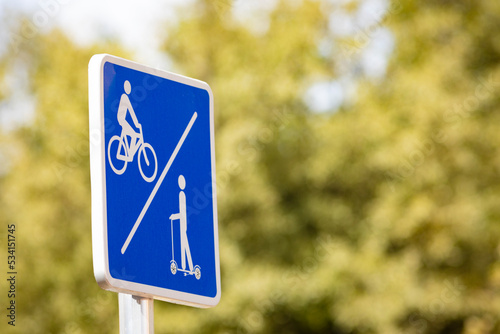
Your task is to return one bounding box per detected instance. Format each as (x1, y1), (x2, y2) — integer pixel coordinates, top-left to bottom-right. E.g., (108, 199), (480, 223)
(119, 293), (154, 334)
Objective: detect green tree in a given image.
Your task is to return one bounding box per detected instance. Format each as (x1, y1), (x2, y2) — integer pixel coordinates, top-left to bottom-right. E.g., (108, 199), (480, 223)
(160, 0), (500, 333)
(1, 0), (500, 333)
(0, 30), (129, 334)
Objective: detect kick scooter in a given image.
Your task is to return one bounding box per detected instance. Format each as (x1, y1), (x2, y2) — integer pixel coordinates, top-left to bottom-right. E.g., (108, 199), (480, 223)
(169, 215), (201, 280)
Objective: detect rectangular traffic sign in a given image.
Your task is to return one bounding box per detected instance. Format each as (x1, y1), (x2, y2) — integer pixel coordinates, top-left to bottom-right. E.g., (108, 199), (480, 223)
(89, 54), (220, 308)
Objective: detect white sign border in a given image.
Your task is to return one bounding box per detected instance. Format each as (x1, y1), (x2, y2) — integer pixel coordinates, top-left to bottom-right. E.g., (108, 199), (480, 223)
(89, 54), (221, 308)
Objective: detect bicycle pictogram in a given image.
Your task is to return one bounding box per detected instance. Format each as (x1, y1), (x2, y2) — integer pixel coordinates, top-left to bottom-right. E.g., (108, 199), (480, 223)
(107, 80), (158, 182)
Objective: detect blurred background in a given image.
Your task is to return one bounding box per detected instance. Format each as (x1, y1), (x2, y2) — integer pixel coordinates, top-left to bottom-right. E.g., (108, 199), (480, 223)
(1, 0), (500, 333)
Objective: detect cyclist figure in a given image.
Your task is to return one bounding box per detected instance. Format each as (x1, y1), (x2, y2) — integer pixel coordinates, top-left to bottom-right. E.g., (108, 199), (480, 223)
(117, 80), (141, 160)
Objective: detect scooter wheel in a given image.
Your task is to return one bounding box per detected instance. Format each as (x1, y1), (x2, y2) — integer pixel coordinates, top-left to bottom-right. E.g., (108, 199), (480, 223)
(194, 265), (201, 280)
(170, 261), (177, 275)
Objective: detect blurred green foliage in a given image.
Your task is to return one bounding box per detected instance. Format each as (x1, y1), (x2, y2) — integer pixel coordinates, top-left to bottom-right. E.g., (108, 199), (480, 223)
(1, 0), (500, 333)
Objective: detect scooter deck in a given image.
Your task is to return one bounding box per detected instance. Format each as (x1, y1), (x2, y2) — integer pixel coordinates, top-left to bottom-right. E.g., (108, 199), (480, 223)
(177, 268), (196, 276)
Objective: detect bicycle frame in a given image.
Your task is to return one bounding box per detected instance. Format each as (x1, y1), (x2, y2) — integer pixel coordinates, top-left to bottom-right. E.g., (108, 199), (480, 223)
(116, 127), (144, 163)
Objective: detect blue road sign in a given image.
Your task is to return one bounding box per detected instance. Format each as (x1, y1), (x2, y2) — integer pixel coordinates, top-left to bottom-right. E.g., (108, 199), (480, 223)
(89, 54), (220, 307)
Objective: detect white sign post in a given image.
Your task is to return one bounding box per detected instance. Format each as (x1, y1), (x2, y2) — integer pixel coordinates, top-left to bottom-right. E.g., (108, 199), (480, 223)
(89, 54), (221, 333)
(118, 294), (153, 334)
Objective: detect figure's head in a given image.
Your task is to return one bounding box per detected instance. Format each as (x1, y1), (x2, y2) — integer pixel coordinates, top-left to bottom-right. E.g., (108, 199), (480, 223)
(178, 175), (186, 190)
(124, 80), (131, 94)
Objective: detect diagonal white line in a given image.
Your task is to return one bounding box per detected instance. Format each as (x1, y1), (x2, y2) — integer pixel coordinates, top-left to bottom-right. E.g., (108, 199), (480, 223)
(121, 112), (198, 254)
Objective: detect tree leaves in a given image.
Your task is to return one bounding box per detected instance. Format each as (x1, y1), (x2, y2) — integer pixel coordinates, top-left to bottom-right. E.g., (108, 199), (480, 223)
(1, 0), (500, 333)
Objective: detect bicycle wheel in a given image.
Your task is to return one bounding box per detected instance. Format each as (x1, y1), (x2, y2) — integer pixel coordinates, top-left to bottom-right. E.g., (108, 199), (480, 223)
(108, 135), (127, 175)
(138, 142), (157, 182)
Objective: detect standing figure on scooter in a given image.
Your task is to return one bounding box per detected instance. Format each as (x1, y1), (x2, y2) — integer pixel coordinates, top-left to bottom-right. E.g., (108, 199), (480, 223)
(170, 175), (194, 273)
